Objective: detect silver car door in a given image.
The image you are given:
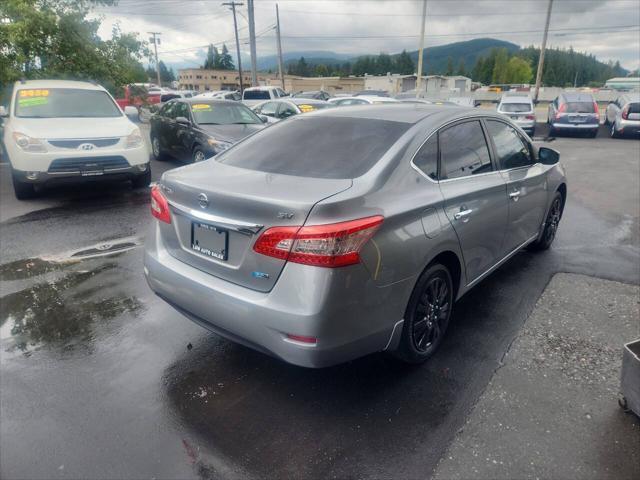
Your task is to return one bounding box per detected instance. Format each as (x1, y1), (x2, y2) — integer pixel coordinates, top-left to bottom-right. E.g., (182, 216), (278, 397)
(437, 119), (509, 283)
(485, 119), (548, 252)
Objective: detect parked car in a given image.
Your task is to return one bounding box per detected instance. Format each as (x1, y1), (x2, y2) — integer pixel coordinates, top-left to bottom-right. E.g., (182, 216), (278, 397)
(115, 84), (162, 121)
(251, 98), (333, 123)
(149, 98), (265, 163)
(242, 86), (288, 107)
(195, 90), (241, 101)
(328, 96), (399, 106)
(1, 79), (150, 199)
(354, 89), (390, 97)
(547, 93), (599, 137)
(144, 104), (566, 368)
(604, 93), (640, 138)
(497, 95), (536, 136)
(292, 90), (332, 101)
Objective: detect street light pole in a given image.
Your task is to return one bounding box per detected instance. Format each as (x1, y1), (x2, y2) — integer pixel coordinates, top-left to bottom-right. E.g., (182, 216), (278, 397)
(276, 4), (285, 90)
(415, 0), (427, 97)
(533, 0), (554, 103)
(247, 0), (258, 86)
(148, 32), (162, 87)
(222, 1), (245, 93)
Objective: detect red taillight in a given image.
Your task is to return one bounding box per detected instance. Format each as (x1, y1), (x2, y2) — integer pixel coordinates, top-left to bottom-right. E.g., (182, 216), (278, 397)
(253, 216), (384, 268)
(593, 102), (599, 115)
(150, 185), (171, 224)
(622, 105), (630, 120)
(557, 103), (567, 114)
(525, 114), (536, 120)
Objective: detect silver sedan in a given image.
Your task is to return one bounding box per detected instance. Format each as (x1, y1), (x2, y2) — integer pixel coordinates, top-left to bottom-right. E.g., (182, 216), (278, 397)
(144, 105), (567, 367)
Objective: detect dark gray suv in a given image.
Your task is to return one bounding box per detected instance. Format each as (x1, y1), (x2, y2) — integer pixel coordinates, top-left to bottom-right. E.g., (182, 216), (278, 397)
(547, 92), (600, 137)
(145, 105), (567, 367)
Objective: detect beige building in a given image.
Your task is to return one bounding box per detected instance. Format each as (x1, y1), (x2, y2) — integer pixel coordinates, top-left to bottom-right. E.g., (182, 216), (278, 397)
(265, 75), (365, 95)
(177, 69), (258, 92)
(363, 73), (473, 95)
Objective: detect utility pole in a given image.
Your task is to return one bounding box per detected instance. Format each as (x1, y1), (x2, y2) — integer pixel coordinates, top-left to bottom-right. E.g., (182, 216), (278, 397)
(223, 1), (245, 93)
(275, 4), (285, 90)
(148, 32), (162, 87)
(247, 0), (258, 86)
(415, 0), (427, 97)
(533, 0), (553, 103)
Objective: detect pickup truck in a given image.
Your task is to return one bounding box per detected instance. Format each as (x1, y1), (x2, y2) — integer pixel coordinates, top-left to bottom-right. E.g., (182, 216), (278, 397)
(115, 85), (161, 121)
(242, 86), (288, 107)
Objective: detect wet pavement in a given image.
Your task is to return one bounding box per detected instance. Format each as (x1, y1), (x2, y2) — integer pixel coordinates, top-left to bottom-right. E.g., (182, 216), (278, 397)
(1, 126), (639, 479)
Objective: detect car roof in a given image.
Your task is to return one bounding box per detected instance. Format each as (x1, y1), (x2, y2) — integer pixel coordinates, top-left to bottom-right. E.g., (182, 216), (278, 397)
(307, 103), (482, 124)
(561, 92), (594, 102)
(13, 79), (106, 91)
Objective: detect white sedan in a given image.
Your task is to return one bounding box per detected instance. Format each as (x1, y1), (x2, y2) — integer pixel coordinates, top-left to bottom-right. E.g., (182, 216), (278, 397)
(328, 95), (399, 106)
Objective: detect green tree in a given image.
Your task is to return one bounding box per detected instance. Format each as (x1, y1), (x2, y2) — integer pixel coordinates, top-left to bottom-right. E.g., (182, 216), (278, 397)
(219, 43), (234, 70)
(456, 59), (466, 76)
(504, 56), (532, 84)
(295, 57), (309, 76)
(491, 48), (509, 84)
(445, 56), (454, 75)
(314, 64), (329, 77)
(376, 53), (393, 75)
(158, 60), (174, 83)
(394, 50), (414, 75)
(0, 0), (149, 94)
(203, 44), (221, 69)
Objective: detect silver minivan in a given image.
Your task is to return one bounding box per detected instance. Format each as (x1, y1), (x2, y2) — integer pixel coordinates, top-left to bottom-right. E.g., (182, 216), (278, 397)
(605, 93), (640, 138)
(144, 105), (566, 368)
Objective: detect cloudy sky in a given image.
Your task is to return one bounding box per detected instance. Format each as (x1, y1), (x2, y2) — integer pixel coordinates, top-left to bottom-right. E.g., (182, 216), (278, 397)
(92, 0), (640, 71)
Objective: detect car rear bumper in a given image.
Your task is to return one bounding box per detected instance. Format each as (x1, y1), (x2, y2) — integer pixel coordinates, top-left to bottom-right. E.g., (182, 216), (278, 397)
(144, 222), (409, 368)
(551, 122), (599, 130)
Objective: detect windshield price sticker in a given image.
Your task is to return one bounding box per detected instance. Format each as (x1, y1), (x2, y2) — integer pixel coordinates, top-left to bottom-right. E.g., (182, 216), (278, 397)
(19, 89), (49, 98)
(192, 104), (213, 111)
(299, 104), (315, 113)
(18, 97), (48, 106)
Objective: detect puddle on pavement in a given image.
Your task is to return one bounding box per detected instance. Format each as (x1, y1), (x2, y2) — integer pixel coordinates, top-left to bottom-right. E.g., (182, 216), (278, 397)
(0, 261), (144, 356)
(0, 257), (77, 281)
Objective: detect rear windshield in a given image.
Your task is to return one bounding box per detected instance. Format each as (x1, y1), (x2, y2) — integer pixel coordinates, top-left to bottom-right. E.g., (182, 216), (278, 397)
(500, 103), (532, 113)
(14, 88), (122, 118)
(217, 116), (410, 179)
(565, 101), (595, 113)
(628, 103), (640, 114)
(243, 90), (270, 100)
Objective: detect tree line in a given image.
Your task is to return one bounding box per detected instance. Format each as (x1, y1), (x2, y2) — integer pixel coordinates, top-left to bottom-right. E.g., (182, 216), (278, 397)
(284, 46), (628, 88)
(202, 44), (235, 70)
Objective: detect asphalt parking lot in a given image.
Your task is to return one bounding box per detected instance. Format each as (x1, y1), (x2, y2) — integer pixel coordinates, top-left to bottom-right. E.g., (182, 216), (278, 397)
(1, 123), (639, 479)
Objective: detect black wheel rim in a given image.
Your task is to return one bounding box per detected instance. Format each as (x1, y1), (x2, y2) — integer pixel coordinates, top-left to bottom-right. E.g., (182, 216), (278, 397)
(194, 150), (205, 162)
(544, 198), (561, 244)
(152, 138), (159, 157)
(412, 274), (451, 353)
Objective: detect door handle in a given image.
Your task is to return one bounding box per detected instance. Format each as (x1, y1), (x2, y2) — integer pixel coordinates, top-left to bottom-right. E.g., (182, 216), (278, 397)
(454, 209), (473, 220)
(509, 190), (521, 201)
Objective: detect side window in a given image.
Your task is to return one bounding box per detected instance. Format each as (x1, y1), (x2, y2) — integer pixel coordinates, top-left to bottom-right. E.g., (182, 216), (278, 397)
(278, 102), (297, 119)
(413, 134), (438, 180)
(175, 102), (190, 120)
(439, 121), (492, 179)
(486, 120), (533, 170)
(161, 102), (176, 118)
(260, 102), (278, 117)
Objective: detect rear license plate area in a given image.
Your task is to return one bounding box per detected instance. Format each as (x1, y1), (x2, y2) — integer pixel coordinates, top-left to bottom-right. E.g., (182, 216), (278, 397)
(191, 222), (228, 260)
(568, 115), (586, 123)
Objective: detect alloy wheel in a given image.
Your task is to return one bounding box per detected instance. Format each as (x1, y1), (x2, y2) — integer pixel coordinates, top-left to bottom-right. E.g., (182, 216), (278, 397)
(193, 150), (206, 162)
(544, 197), (562, 244)
(152, 137), (160, 157)
(412, 274), (451, 353)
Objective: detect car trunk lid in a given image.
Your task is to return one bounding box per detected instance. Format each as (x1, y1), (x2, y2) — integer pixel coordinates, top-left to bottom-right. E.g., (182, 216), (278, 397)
(158, 162), (352, 292)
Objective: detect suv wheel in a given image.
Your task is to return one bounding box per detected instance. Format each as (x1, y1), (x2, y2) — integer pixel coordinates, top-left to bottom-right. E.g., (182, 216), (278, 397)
(391, 263), (453, 364)
(12, 172), (36, 200)
(151, 135), (168, 160)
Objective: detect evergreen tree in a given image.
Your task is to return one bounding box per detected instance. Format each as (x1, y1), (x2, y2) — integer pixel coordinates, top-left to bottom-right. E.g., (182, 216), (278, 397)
(491, 48), (509, 84)
(219, 44), (234, 70)
(394, 50), (414, 75)
(314, 64), (329, 77)
(376, 53), (393, 75)
(456, 59), (466, 76)
(203, 44), (216, 69)
(295, 57), (309, 76)
(445, 56), (454, 75)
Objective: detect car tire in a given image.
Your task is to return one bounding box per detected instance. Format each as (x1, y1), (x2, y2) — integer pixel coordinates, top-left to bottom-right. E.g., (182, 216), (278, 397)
(151, 134), (168, 161)
(391, 263), (453, 364)
(12, 172), (36, 200)
(132, 168), (151, 189)
(192, 146), (208, 163)
(530, 191), (563, 251)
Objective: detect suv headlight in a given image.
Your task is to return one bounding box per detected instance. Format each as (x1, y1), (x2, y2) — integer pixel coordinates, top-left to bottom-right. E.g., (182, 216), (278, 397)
(12, 132), (47, 153)
(125, 128), (144, 148)
(207, 137), (232, 152)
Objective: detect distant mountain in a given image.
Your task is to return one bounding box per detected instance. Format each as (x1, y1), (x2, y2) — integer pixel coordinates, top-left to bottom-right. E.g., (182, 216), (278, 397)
(407, 38), (520, 75)
(257, 39), (520, 75)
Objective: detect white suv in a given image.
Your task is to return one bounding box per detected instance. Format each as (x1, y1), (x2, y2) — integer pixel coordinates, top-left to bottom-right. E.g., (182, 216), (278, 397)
(0, 80), (150, 199)
(496, 94), (536, 136)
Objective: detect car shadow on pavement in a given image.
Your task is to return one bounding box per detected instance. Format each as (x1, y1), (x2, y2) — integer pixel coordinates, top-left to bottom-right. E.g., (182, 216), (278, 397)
(160, 250), (554, 480)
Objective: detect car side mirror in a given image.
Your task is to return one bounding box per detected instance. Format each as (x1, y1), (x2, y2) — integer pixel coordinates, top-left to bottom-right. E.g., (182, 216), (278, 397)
(176, 116), (191, 125)
(258, 115), (269, 123)
(538, 146), (560, 165)
(123, 105), (138, 119)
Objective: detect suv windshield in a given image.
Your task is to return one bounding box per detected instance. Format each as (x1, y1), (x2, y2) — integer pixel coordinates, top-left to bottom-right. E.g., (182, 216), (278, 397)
(14, 88), (122, 118)
(500, 103), (532, 113)
(217, 116), (410, 179)
(243, 90), (271, 100)
(191, 102), (262, 125)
